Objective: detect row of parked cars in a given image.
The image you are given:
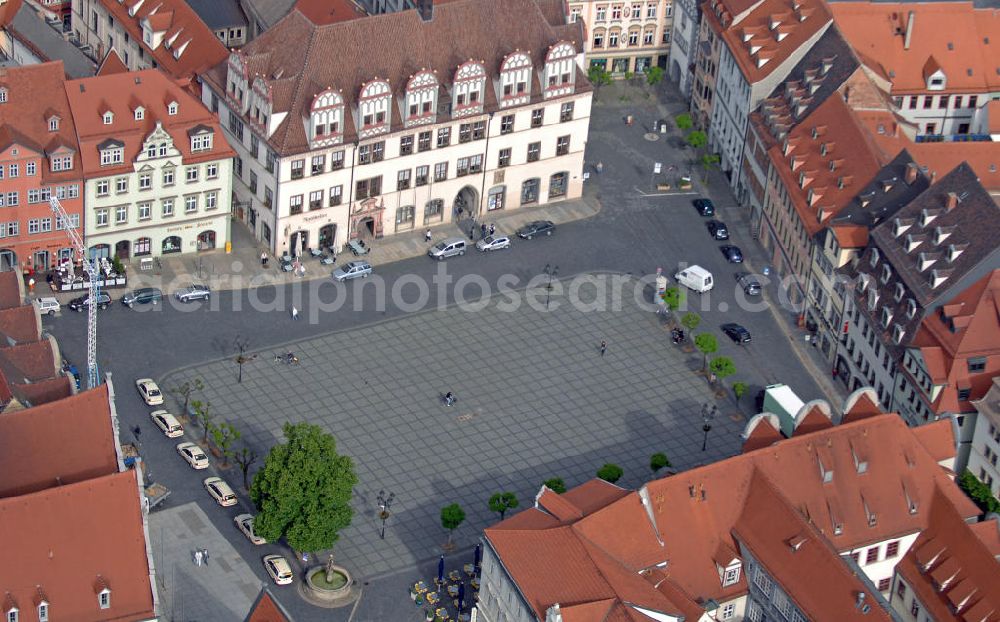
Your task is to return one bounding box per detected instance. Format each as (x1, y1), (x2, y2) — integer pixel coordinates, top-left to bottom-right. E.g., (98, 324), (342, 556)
(135, 377), (293, 586)
(47, 284), (212, 313)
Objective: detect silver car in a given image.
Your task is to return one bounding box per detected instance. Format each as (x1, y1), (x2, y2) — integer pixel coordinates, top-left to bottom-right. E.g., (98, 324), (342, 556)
(332, 261), (373, 281)
(175, 284), (211, 302)
(476, 235), (511, 252)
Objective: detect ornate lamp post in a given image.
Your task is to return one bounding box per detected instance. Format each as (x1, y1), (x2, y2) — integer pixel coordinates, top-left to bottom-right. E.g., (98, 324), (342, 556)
(701, 403), (717, 452)
(377, 490), (395, 540)
(543, 263), (559, 310)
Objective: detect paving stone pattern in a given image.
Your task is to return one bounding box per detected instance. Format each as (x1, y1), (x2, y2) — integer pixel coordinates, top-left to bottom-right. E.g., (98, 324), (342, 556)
(166, 279), (743, 580)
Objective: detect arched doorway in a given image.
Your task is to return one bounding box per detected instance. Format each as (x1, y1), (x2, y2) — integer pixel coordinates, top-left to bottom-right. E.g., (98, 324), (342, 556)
(290, 230), (308, 256)
(318, 224), (337, 252)
(454, 185), (479, 219)
(89, 244), (110, 260)
(162, 236), (182, 254)
(32, 250), (50, 271)
(356, 217), (375, 240)
(115, 240), (130, 260)
(197, 230), (217, 251)
(0, 248), (16, 272)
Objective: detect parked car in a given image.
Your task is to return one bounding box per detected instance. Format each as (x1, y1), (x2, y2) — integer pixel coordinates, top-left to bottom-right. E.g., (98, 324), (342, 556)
(175, 284), (211, 302)
(428, 237), (467, 260)
(35, 297), (60, 316)
(517, 220), (555, 239)
(176, 442), (209, 469)
(332, 261), (373, 282)
(476, 235), (511, 252)
(121, 287), (163, 308)
(235, 514), (267, 545)
(204, 477), (238, 507)
(706, 220), (729, 240)
(68, 292), (111, 311)
(263, 554), (294, 585)
(721, 323), (752, 344)
(150, 410), (184, 438)
(135, 378), (164, 405)
(693, 198), (715, 216)
(720, 245), (744, 263)
(735, 272), (762, 296)
(61, 361), (81, 390)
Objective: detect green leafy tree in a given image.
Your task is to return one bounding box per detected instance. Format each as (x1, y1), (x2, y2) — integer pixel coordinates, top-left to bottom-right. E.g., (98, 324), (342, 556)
(662, 287), (683, 312)
(597, 463), (624, 483)
(543, 477), (566, 494)
(733, 382), (748, 400)
(587, 65), (612, 87)
(441, 503), (466, 547)
(681, 312), (701, 333)
(650, 452), (671, 475)
(488, 492), (520, 520)
(700, 154), (721, 181)
(694, 333), (718, 371)
(172, 378), (204, 417)
(111, 255), (125, 275)
(250, 423), (357, 553)
(209, 421), (241, 466)
(233, 446), (257, 490)
(958, 470), (1000, 514)
(709, 356), (737, 382)
(645, 66), (664, 86)
(192, 400), (215, 444)
(686, 130), (708, 151)
(675, 113), (693, 132)
(623, 71), (635, 80)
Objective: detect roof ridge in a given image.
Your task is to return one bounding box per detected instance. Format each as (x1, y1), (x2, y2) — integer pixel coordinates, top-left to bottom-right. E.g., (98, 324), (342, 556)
(274, 11), (319, 152)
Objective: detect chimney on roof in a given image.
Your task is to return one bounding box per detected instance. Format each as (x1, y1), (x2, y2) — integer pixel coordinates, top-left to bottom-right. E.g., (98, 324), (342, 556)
(700, 485), (706, 501)
(905, 162), (919, 184)
(904, 11), (915, 50)
(689, 485), (695, 498)
(945, 191), (960, 211)
(417, 0), (434, 21)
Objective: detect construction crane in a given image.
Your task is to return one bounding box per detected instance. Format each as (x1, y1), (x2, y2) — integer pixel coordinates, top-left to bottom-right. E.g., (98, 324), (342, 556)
(49, 197), (99, 389)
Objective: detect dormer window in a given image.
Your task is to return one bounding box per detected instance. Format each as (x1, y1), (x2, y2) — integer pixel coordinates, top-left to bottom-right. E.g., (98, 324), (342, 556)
(867, 286), (879, 310)
(48, 117), (59, 132)
(357, 79), (391, 138)
(894, 282), (905, 302)
(98, 139), (125, 166)
(869, 248), (880, 268)
(451, 62), (485, 118)
(0, 87), (7, 103)
(543, 42), (576, 98)
(892, 324), (905, 344)
(721, 562), (742, 586)
(98, 588), (111, 610)
(311, 89), (344, 143)
(893, 218), (910, 237)
(880, 264), (892, 284)
(6, 606), (17, 622)
(881, 306), (893, 328)
(102, 111), (114, 125)
(933, 226), (951, 245)
(906, 299), (917, 319)
(167, 102), (178, 116)
(36, 602), (47, 622)
(499, 51), (533, 108)
(920, 208), (938, 227)
(190, 133), (213, 152)
(403, 70), (438, 126)
(947, 244), (964, 263)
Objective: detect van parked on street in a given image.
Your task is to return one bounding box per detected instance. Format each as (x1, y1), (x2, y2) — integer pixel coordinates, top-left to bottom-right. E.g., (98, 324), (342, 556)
(428, 237), (467, 260)
(674, 265), (714, 293)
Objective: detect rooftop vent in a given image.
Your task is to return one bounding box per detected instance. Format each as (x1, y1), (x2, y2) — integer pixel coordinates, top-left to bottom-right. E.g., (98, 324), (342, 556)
(945, 191), (959, 211)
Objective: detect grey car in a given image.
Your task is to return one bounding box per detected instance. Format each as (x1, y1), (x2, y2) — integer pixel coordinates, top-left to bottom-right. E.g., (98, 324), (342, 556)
(332, 261), (373, 281)
(476, 235), (511, 251)
(174, 284), (211, 302)
(517, 220), (555, 239)
(121, 287), (163, 308)
(735, 272), (762, 296)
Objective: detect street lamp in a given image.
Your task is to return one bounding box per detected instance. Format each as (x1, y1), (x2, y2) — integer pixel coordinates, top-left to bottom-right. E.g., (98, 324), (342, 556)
(543, 264), (559, 310)
(376, 490), (395, 540)
(701, 403), (717, 452)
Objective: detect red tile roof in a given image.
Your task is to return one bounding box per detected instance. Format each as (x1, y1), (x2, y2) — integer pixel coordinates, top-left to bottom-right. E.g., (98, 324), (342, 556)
(0, 386), (119, 498)
(65, 69), (234, 178)
(92, 0), (227, 81)
(244, 587), (294, 622)
(895, 488), (1000, 621)
(293, 0), (365, 25)
(831, 2), (1000, 95)
(831, 224), (870, 249)
(0, 339), (59, 384)
(96, 49), (129, 76)
(911, 419), (957, 465)
(0, 271), (21, 309)
(704, 0), (833, 85)
(487, 398), (979, 620)
(0, 305), (40, 343)
(0, 470), (155, 621)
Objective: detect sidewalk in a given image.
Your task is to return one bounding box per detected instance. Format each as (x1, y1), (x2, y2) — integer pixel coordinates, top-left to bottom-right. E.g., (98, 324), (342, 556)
(40, 193), (602, 300)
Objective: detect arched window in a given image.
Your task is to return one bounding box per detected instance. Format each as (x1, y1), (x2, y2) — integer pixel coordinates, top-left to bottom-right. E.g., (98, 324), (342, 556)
(549, 172), (569, 198)
(162, 236), (182, 254)
(134, 237), (151, 256)
(521, 178), (540, 205)
(358, 79), (391, 138)
(499, 52), (533, 108)
(543, 42), (577, 98)
(405, 70), (439, 126)
(310, 88), (344, 144)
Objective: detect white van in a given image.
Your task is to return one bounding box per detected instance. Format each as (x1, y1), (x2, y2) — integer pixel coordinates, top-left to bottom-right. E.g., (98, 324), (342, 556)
(428, 237), (467, 260)
(674, 265), (714, 292)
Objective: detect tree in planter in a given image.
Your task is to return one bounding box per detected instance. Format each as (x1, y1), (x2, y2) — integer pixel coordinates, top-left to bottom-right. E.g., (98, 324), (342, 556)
(694, 333), (718, 371)
(233, 446), (257, 490)
(234, 335), (252, 384)
(709, 356), (737, 386)
(111, 255), (126, 276)
(488, 492), (519, 520)
(192, 400), (215, 444)
(250, 422), (357, 553)
(675, 113), (693, 132)
(686, 130), (708, 151)
(543, 477), (566, 494)
(587, 65), (612, 88)
(700, 153), (722, 182)
(681, 312), (701, 334)
(644, 66), (664, 86)
(733, 382), (748, 400)
(171, 378), (204, 418)
(597, 463), (624, 483)
(440, 503), (466, 548)
(662, 287), (683, 313)
(650, 452), (671, 476)
(209, 421), (241, 466)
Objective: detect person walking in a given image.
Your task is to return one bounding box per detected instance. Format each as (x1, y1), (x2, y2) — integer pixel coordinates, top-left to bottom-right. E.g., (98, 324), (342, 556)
(480, 223), (487, 238)
(291, 306), (299, 321)
(489, 223), (496, 236)
(469, 226), (475, 241)
(600, 340), (607, 357)
(596, 161), (604, 174)
(260, 251), (268, 267)
(425, 229), (432, 242)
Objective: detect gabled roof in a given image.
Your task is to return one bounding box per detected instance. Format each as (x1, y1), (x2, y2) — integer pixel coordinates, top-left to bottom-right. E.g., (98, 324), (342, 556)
(8, 3), (97, 79)
(96, 49), (129, 76)
(0, 305), (40, 344)
(0, 271), (22, 309)
(830, 149), (930, 231)
(293, 0), (365, 25)
(0, 386), (119, 498)
(0, 470), (155, 621)
(186, 0), (247, 30)
(244, 586), (294, 622)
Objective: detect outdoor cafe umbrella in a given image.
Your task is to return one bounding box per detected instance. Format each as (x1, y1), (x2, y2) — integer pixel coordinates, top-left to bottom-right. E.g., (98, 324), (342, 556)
(437, 555), (445, 584)
(458, 583), (466, 613)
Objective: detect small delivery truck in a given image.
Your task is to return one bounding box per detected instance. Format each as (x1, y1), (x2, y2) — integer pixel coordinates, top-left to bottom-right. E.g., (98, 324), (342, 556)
(674, 265), (714, 292)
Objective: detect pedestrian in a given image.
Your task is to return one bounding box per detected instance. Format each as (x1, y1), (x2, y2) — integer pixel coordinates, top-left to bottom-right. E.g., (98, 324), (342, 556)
(425, 229), (432, 242)
(260, 251), (268, 267)
(600, 340), (607, 357)
(480, 223), (487, 238)
(469, 226), (475, 240)
(291, 306), (299, 321)
(28, 277), (35, 293)
(193, 550), (203, 566)
(457, 206), (464, 219)
(201, 549), (210, 565)
(489, 223), (495, 236)
(596, 161), (604, 174)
